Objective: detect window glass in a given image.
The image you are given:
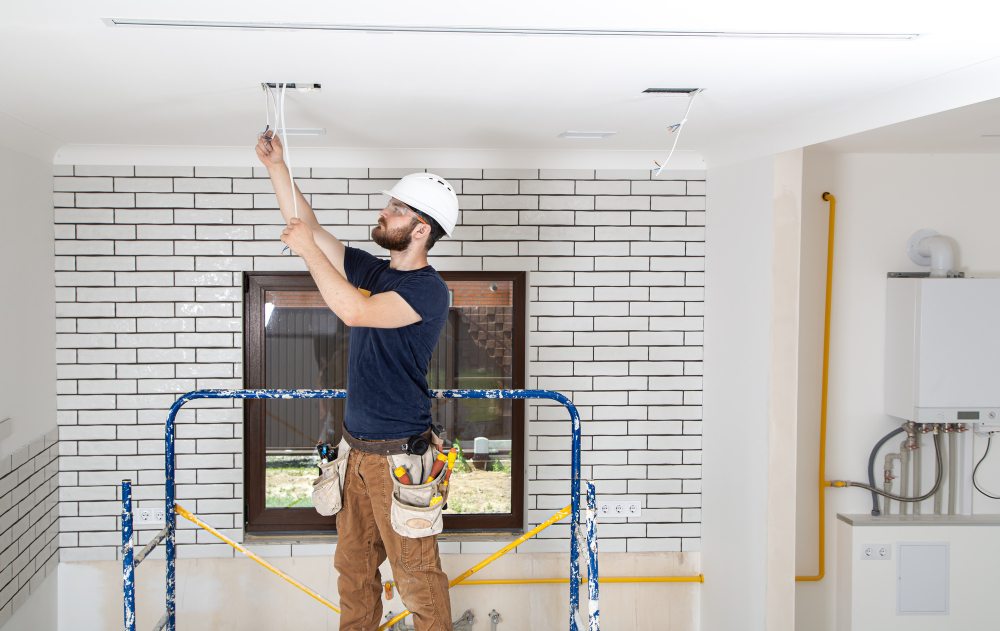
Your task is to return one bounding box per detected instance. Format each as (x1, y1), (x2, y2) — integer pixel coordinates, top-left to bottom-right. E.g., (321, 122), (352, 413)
(259, 280), (518, 516)
(263, 290), (346, 508)
(430, 280), (515, 514)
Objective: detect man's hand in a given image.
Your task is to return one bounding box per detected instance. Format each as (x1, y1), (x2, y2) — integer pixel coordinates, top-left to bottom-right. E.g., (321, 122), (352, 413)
(281, 218), (319, 255)
(255, 131), (285, 170)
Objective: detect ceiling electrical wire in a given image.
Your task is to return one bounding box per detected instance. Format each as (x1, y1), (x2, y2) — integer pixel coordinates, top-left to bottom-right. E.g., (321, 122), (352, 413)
(973, 432), (1000, 500)
(262, 85), (271, 136)
(262, 83), (279, 139)
(653, 89), (701, 177)
(261, 83), (298, 219)
(262, 83), (300, 254)
(277, 83), (299, 220)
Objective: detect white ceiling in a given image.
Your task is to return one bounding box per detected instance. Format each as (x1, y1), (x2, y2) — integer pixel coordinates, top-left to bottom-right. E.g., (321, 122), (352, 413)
(5, 1), (1000, 166)
(814, 97), (1000, 153)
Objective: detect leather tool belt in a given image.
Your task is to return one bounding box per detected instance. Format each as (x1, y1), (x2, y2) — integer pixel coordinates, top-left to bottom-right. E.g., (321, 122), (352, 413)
(343, 426), (432, 456)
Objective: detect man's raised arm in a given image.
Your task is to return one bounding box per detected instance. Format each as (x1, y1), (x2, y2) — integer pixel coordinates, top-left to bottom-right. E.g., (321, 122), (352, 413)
(255, 132), (346, 276)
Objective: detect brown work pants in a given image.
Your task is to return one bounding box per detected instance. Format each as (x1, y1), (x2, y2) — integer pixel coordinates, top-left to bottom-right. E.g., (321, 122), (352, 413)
(335, 449), (452, 631)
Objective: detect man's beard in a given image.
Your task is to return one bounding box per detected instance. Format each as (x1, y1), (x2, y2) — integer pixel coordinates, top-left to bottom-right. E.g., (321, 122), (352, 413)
(372, 218), (417, 252)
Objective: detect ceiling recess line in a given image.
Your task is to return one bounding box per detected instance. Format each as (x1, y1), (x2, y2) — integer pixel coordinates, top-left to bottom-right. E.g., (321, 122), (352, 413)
(103, 18), (919, 40)
(559, 131), (617, 139)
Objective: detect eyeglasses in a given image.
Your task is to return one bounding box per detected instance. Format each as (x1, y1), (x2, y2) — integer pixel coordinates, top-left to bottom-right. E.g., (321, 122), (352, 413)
(386, 200), (429, 225)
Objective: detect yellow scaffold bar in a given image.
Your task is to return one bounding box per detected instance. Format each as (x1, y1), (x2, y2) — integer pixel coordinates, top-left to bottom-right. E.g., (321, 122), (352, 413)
(379, 505), (571, 630)
(175, 504), (341, 614)
(178, 502), (704, 629)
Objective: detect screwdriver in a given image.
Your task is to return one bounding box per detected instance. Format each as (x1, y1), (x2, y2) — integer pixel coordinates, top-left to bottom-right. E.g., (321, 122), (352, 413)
(424, 452), (449, 484)
(393, 465), (412, 485)
(441, 447), (457, 490)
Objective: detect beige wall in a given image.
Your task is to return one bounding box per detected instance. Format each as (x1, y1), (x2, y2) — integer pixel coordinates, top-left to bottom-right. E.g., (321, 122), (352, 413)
(0, 146), (58, 629)
(766, 150), (803, 631)
(59, 552), (700, 630)
(703, 155), (774, 631)
(0, 148), (56, 460)
(702, 152), (804, 631)
(796, 151), (1000, 630)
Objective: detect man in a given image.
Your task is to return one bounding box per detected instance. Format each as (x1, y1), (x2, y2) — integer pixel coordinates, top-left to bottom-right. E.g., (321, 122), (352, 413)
(256, 132), (459, 631)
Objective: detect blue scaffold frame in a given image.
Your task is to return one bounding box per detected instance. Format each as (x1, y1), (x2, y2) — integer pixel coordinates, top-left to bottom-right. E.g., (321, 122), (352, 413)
(120, 388), (598, 631)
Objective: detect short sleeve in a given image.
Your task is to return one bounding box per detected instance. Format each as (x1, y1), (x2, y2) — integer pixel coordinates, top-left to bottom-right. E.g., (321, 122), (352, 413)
(393, 272), (449, 323)
(343, 246), (380, 287)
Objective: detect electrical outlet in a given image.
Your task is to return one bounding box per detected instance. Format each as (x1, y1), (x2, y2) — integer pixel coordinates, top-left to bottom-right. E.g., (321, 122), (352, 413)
(135, 507), (165, 526)
(596, 501), (641, 519)
(860, 543), (891, 561)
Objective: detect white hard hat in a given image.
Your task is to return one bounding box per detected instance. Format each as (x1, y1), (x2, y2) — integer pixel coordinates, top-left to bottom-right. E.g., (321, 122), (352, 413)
(382, 173), (459, 237)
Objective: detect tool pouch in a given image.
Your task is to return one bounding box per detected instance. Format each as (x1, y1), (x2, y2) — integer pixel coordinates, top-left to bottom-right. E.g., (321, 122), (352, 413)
(312, 439), (350, 516)
(387, 450), (448, 538)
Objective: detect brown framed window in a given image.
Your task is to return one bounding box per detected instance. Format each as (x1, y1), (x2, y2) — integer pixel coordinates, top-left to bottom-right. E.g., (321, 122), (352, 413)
(243, 271), (526, 534)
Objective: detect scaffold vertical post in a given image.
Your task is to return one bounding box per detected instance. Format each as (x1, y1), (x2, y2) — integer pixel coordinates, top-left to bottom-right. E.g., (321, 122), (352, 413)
(566, 397), (582, 631)
(585, 481), (601, 630)
(165, 399), (182, 631)
(122, 479), (136, 631)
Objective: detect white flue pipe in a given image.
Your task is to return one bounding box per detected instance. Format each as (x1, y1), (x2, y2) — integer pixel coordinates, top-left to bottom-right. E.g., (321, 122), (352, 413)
(908, 230), (959, 277)
(925, 236), (954, 277)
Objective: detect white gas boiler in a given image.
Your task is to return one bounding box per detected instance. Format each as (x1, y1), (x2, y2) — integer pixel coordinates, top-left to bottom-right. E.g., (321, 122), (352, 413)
(885, 276), (1000, 428)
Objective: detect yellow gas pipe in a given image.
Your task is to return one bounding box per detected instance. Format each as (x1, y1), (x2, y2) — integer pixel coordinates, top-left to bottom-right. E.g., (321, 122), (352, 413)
(457, 576), (704, 585)
(383, 575), (704, 598)
(384, 574), (705, 599)
(796, 191), (837, 583)
(180, 497), (704, 626)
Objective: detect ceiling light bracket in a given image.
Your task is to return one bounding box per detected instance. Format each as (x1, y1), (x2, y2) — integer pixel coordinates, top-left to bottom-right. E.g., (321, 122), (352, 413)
(643, 88), (702, 95)
(262, 82), (321, 91)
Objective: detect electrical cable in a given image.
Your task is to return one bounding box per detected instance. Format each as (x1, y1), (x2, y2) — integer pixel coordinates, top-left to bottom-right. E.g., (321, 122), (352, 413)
(262, 84), (271, 136)
(972, 432), (1000, 500)
(835, 431), (944, 502)
(278, 83), (298, 219)
(267, 84), (278, 123)
(867, 426), (905, 516)
(654, 89), (701, 177)
(263, 82), (299, 256)
(261, 83), (280, 142)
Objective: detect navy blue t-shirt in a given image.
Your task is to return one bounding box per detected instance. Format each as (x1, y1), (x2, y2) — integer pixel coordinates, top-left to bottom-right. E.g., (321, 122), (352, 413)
(342, 246), (449, 439)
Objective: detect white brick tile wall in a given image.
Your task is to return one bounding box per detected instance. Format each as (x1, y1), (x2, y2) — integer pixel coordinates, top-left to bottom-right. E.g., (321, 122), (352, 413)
(75, 166), (134, 177)
(540, 169), (593, 180)
(135, 167), (192, 177)
(0, 430), (59, 625)
(54, 166), (704, 559)
(652, 196), (706, 211)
